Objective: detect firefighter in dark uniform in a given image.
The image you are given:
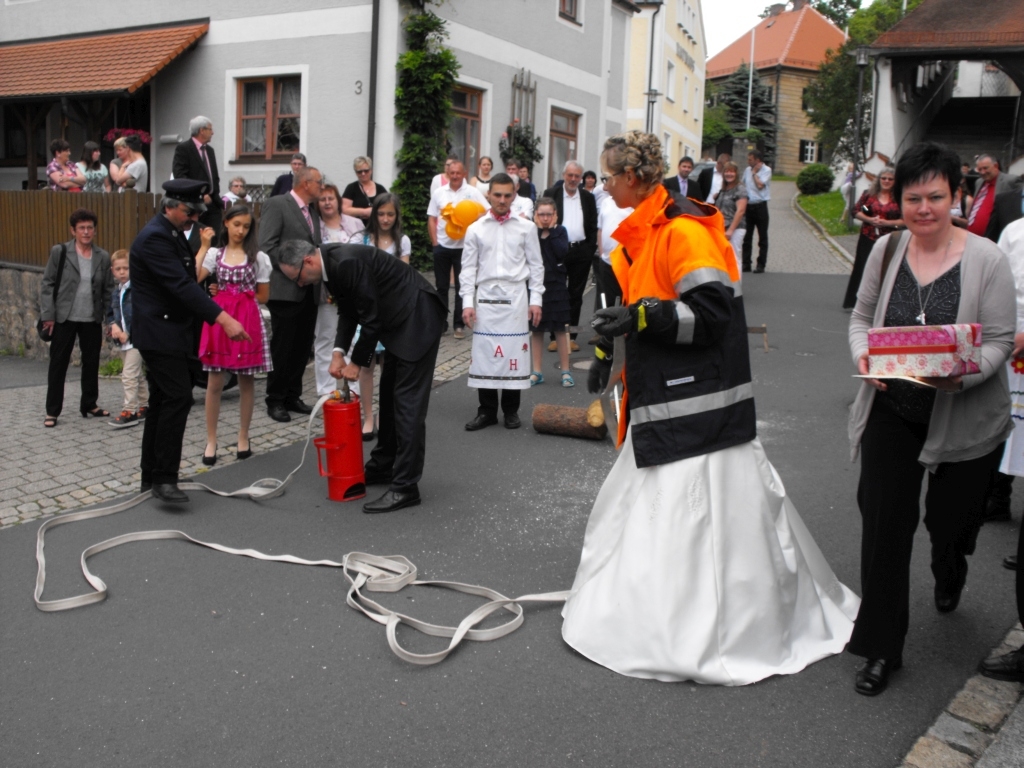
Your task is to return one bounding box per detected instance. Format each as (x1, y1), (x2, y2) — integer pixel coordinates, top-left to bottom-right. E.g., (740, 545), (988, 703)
(130, 179), (249, 503)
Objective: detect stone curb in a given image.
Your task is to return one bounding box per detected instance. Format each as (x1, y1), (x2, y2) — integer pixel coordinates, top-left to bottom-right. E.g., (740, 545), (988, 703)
(901, 625), (1024, 768)
(790, 191), (856, 267)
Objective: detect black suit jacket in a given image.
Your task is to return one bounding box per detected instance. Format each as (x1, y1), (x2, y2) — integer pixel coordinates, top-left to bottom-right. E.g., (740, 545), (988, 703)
(985, 186), (1024, 242)
(696, 167), (715, 202)
(663, 174), (696, 199)
(541, 185), (598, 252)
(258, 192), (322, 303)
(270, 173), (294, 197)
(172, 139), (222, 229)
(322, 243), (446, 366)
(130, 213), (222, 356)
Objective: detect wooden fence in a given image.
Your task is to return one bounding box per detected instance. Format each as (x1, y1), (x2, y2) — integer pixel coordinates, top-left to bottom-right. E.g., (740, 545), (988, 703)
(0, 190), (162, 268)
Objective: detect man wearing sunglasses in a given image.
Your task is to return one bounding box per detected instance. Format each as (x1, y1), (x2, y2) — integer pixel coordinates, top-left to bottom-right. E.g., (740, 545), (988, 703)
(130, 179), (250, 504)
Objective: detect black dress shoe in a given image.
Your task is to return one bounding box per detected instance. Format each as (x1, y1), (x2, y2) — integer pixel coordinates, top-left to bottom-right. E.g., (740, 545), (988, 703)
(983, 496), (1012, 523)
(363, 468), (393, 485)
(1004, 554), (1018, 571)
(504, 412), (522, 429)
(854, 657), (902, 696)
(363, 489), (421, 514)
(465, 413), (499, 431)
(935, 584), (964, 613)
(742, 265), (752, 273)
(285, 399), (313, 415)
(753, 266), (766, 274)
(152, 483), (189, 504)
(979, 647), (1024, 682)
(267, 404), (291, 422)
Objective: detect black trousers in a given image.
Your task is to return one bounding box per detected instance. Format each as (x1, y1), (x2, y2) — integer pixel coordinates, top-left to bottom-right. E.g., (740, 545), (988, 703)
(266, 294), (317, 407)
(592, 257), (622, 312)
(366, 337), (441, 493)
(433, 245), (464, 331)
(565, 242), (594, 339)
(45, 320), (102, 417)
(848, 403), (1002, 660)
(1017, 500), (1024, 628)
(138, 350), (200, 485)
(742, 201), (770, 270)
(477, 388), (521, 416)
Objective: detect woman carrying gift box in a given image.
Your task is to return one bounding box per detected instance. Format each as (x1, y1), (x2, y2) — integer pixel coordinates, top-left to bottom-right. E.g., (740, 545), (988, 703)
(847, 142), (1016, 696)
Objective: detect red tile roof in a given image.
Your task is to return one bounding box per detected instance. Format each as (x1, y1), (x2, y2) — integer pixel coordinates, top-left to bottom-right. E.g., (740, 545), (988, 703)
(0, 22), (208, 99)
(871, 0), (1024, 53)
(706, 6), (846, 79)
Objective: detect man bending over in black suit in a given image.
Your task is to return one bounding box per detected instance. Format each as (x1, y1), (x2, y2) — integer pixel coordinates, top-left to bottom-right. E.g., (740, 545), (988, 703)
(277, 239), (447, 514)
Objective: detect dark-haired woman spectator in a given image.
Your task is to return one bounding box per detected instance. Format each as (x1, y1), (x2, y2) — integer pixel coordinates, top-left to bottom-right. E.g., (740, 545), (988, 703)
(847, 142), (1016, 696)
(470, 156), (494, 194)
(843, 168), (903, 309)
(76, 141), (110, 193)
(40, 208), (113, 427)
(46, 139), (85, 192)
(342, 156), (387, 222)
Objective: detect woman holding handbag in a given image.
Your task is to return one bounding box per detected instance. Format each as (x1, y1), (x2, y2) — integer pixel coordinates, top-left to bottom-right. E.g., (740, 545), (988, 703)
(40, 208), (113, 427)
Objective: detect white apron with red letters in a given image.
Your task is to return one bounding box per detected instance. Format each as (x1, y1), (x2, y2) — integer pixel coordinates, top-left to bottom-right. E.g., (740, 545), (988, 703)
(467, 278), (531, 390)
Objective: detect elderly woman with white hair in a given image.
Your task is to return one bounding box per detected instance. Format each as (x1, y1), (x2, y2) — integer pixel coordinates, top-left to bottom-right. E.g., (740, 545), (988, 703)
(342, 156), (388, 223)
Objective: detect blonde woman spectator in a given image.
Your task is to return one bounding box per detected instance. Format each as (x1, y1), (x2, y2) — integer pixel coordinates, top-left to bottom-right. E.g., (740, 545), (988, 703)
(109, 135), (148, 193)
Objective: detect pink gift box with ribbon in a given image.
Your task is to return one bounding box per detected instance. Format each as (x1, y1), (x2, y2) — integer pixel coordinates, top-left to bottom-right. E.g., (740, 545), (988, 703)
(867, 323), (982, 378)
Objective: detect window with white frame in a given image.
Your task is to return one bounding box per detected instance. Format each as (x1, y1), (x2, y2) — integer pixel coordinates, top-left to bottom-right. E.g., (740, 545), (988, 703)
(799, 139), (819, 164)
(548, 108), (579, 187)
(559, 0), (580, 24)
(666, 62), (676, 103)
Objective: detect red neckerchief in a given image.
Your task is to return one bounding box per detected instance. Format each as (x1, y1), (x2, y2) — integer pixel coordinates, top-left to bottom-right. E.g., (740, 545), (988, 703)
(490, 208), (512, 224)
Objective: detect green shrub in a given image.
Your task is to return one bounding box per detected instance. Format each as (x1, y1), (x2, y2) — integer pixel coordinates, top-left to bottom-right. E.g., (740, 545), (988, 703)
(796, 163), (835, 195)
(100, 357), (124, 377)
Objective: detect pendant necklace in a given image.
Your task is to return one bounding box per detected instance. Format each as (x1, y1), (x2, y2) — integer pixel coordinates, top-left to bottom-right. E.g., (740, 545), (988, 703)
(914, 236), (953, 325)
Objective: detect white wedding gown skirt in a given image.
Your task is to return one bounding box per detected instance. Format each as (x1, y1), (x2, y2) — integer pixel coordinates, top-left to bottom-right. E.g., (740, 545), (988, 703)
(561, 430), (860, 685)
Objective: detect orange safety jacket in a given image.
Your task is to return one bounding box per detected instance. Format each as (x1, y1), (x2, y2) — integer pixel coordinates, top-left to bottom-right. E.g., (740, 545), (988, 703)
(607, 185), (756, 467)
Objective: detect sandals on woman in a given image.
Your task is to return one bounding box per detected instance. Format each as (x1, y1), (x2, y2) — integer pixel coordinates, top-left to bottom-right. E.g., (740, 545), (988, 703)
(530, 371), (544, 387)
(81, 407), (110, 418)
(43, 416), (58, 428)
(561, 370), (575, 388)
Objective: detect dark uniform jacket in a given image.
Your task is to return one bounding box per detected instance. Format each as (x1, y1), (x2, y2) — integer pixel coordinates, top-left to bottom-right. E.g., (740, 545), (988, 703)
(130, 213), (222, 356)
(322, 243), (446, 366)
(601, 186), (754, 468)
(541, 184), (598, 257)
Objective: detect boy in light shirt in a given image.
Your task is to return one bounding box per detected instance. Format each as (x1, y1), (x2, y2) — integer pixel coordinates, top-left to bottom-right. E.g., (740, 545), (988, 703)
(107, 250), (149, 428)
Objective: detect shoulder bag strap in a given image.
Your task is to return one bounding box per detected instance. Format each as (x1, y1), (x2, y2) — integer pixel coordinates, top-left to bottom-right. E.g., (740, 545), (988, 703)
(879, 230), (905, 285)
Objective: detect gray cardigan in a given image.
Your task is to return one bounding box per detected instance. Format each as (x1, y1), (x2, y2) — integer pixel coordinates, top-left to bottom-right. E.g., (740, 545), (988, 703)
(39, 240), (112, 324)
(848, 231), (1015, 471)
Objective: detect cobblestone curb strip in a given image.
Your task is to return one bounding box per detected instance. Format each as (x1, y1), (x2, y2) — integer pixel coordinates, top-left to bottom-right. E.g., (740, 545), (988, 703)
(901, 624), (1024, 768)
(790, 191), (856, 267)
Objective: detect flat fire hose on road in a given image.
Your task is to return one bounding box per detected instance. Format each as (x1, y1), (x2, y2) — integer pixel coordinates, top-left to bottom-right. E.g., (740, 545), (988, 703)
(33, 392), (572, 666)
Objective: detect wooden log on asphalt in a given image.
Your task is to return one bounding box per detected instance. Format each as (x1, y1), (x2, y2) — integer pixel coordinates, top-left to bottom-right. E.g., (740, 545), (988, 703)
(532, 402), (607, 440)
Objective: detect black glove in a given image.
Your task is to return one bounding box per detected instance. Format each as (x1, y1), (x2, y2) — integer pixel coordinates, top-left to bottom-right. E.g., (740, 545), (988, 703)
(587, 356), (612, 393)
(591, 305), (635, 337)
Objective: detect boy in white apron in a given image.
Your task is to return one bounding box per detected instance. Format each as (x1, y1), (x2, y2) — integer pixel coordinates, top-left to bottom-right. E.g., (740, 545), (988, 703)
(460, 173), (546, 430)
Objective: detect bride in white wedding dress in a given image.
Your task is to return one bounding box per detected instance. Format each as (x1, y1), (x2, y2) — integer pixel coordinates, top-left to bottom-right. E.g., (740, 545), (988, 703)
(561, 132), (859, 685)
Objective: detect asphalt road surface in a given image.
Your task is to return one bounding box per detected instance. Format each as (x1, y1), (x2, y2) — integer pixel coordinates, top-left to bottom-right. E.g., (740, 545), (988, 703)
(2, 273), (1019, 767)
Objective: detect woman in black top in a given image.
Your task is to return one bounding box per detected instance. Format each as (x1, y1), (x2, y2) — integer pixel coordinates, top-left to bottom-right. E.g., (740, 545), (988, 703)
(341, 155), (387, 222)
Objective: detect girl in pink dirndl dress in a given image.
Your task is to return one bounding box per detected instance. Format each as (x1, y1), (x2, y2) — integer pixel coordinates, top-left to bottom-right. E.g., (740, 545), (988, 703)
(196, 204), (272, 464)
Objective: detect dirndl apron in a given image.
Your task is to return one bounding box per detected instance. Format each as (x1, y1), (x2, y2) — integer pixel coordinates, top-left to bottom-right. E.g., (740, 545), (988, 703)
(467, 279), (531, 390)
(999, 357), (1024, 476)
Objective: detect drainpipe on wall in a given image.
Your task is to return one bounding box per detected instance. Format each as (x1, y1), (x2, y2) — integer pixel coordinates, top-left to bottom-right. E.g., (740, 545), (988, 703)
(366, 0), (381, 158)
(645, 2), (663, 134)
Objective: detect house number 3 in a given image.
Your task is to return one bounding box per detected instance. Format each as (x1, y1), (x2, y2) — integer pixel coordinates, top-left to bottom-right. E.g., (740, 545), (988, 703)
(355, 81), (363, 95)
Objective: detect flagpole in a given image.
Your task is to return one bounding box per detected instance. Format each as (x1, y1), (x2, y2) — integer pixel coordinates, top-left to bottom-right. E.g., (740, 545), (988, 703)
(746, 25), (756, 130)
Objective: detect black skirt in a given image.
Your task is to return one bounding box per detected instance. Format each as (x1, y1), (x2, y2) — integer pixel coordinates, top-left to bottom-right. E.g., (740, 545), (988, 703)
(531, 276), (572, 332)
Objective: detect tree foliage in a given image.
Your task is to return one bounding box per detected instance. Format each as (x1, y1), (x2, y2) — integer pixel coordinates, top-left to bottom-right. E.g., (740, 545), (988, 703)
(498, 120), (543, 174)
(391, 11), (459, 270)
(701, 82), (733, 146)
(714, 64), (778, 165)
(761, 1), (860, 27)
(804, 0), (926, 164)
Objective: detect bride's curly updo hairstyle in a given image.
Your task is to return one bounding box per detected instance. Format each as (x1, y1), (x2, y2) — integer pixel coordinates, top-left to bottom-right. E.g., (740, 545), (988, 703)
(601, 130), (664, 190)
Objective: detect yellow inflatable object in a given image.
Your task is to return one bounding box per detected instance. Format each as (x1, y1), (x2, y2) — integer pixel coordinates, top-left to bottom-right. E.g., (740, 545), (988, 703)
(442, 199), (487, 240)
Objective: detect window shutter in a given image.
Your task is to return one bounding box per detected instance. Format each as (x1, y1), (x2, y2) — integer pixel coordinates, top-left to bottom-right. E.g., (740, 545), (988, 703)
(816, 142), (822, 162)
(798, 140), (807, 163)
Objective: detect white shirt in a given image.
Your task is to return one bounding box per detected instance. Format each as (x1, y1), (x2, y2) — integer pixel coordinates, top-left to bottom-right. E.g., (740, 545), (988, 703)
(592, 184), (610, 209)
(562, 187), (585, 242)
(998, 218), (1024, 333)
(429, 173), (449, 196)
(460, 213), (546, 309)
(511, 195), (534, 220)
(598, 196), (633, 266)
(427, 182), (489, 249)
(706, 169), (724, 203)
